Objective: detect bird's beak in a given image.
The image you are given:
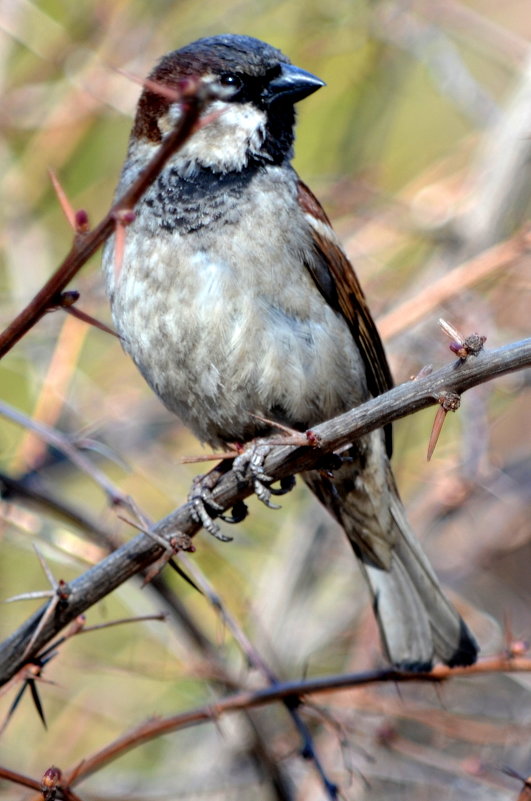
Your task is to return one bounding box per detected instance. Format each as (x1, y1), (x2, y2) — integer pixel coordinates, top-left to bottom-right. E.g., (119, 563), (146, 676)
(266, 63), (325, 104)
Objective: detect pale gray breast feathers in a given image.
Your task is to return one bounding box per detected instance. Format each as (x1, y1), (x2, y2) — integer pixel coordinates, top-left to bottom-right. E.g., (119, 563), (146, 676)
(102, 161), (367, 446)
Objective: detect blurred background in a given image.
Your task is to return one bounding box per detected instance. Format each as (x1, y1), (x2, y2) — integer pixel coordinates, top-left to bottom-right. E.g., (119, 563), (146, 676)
(0, 1), (530, 799)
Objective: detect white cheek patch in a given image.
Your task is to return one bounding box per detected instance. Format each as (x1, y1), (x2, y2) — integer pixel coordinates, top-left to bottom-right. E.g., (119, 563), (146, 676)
(160, 99), (268, 172)
(157, 102), (183, 135)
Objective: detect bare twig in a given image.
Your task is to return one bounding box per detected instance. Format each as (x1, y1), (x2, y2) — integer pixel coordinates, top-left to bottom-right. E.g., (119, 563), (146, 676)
(0, 400), (135, 509)
(377, 232), (526, 339)
(179, 554), (339, 799)
(0, 337), (528, 685)
(13, 546), (72, 660)
(0, 765), (42, 793)
(0, 78), (214, 359)
(503, 767), (531, 801)
(58, 656), (531, 789)
(60, 299), (119, 337)
(48, 169), (80, 233)
(0, 469), (124, 550)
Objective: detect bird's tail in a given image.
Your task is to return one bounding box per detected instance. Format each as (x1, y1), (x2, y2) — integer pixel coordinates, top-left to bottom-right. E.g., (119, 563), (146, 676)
(359, 493), (478, 670)
(303, 433), (479, 670)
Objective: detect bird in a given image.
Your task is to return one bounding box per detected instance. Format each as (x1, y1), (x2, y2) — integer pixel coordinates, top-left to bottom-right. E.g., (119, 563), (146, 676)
(102, 33), (479, 670)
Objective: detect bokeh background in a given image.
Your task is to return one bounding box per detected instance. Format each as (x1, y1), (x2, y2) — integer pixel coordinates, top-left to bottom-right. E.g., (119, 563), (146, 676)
(0, 1), (530, 799)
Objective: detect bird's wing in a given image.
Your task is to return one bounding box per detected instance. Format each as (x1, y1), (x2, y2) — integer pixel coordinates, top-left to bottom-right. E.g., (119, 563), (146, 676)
(297, 179), (393, 456)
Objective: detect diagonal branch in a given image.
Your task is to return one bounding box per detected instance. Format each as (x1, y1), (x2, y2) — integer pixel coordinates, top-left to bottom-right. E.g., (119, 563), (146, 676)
(0, 337), (529, 685)
(0, 78), (213, 359)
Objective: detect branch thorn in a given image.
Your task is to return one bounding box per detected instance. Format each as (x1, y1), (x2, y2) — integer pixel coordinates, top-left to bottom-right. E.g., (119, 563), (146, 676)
(439, 318), (486, 360)
(427, 390), (460, 461)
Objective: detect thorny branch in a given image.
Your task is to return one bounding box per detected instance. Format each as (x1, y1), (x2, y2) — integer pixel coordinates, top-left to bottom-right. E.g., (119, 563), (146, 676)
(178, 554), (339, 798)
(0, 336), (529, 686)
(41, 656), (531, 792)
(2, 655), (530, 799)
(0, 400), (134, 508)
(0, 77), (215, 359)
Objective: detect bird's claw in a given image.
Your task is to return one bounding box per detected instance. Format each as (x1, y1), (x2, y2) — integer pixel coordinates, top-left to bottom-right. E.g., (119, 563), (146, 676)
(220, 499), (249, 524)
(189, 476), (233, 542)
(269, 475), (296, 495)
(233, 442), (296, 508)
(189, 472), (249, 541)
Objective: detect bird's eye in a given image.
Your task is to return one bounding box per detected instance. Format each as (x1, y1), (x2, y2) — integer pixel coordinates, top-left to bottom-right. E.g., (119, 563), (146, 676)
(218, 73), (243, 93)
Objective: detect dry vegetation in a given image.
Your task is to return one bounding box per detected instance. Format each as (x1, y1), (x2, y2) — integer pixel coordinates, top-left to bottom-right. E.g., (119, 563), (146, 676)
(0, 1), (530, 799)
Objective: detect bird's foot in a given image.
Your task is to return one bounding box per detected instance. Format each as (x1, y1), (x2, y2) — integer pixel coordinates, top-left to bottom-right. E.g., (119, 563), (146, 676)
(233, 440), (295, 508)
(189, 462), (248, 542)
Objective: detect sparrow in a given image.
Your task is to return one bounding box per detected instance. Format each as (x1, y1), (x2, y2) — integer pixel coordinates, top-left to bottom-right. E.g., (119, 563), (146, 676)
(102, 34), (479, 670)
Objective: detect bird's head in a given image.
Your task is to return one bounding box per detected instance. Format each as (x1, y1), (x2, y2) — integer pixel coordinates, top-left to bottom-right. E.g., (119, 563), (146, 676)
(130, 34), (325, 174)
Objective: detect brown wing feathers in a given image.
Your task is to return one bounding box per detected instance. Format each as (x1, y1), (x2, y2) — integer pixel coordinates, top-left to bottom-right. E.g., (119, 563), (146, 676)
(298, 181), (393, 455)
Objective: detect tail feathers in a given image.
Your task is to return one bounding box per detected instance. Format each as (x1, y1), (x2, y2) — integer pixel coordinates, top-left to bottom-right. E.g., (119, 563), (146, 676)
(302, 433), (479, 670)
(360, 558), (434, 671)
(389, 499), (479, 668)
(361, 504), (479, 670)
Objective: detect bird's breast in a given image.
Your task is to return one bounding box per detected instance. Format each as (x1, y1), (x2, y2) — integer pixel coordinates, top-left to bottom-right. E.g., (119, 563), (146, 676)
(102, 168), (367, 446)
